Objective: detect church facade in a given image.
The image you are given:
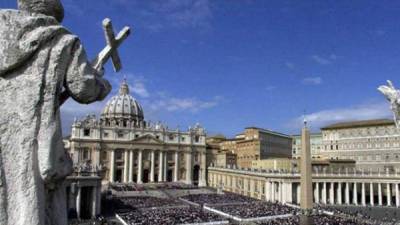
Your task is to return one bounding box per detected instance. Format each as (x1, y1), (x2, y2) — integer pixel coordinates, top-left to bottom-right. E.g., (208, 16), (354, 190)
(68, 80), (207, 186)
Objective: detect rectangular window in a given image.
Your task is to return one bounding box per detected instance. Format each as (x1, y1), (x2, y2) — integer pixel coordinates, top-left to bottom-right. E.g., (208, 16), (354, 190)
(118, 133), (124, 138)
(83, 129), (90, 137)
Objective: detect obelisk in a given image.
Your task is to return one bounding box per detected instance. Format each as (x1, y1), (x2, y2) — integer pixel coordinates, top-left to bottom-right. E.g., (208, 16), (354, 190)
(300, 119), (314, 224)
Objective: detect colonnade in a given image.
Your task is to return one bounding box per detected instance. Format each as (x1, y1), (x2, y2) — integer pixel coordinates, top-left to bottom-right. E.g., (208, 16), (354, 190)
(208, 168), (400, 208)
(313, 181), (400, 207)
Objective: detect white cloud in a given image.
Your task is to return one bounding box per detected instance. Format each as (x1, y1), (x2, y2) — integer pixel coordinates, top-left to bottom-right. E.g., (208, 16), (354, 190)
(285, 62), (295, 70)
(266, 86), (276, 91)
(132, 81), (150, 98)
(288, 101), (392, 131)
(140, 0), (213, 31)
(149, 95), (222, 113)
(302, 77), (322, 85)
(311, 54), (336, 65)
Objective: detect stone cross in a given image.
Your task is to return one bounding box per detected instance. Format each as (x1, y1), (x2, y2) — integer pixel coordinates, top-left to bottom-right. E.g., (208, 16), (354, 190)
(92, 18), (131, 72)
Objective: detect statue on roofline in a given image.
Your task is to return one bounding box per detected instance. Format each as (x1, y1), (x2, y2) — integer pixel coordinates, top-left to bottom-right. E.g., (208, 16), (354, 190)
(378, 80), (400, 128)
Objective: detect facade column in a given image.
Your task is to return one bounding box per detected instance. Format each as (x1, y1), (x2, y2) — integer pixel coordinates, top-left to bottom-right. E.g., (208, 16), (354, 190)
(76, 187), (82, 219)
(353, 183), (358, 205)
(361, 183), (366, 206)
(94, 147), (101, 167)
(315, 182), (320, 204)
(174, 151), (179, 182)
(185, 152), (193, 184)
(128, 150), (134, 182)
(199, 152), (207, 186)
(137, 150), (143, 184)
(387, 183), (392, 206)
(150, 150), (155, 182)
(123, 150), (129, 183)
(109, 150), (115, 182)
(395, 183), (400, 208)
(163, 152), (167, 182)
(158, 151), (164, 182)
(378, 183), (383, 206)
(322, 182), (327, 204)
(337, 182), (342, 205)
(345, 182), (350, 205)
(329, 182), (335, 204)
(370, 183), (374, 206)
(278, 182), (282, 202)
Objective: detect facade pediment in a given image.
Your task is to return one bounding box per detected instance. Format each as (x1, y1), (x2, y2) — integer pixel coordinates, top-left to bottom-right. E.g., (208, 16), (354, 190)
(132, 134), (164, 145)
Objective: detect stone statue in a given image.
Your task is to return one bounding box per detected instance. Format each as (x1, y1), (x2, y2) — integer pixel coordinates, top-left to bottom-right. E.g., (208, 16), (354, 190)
(378, 80), (400, 128)
(0, 0), (130, 224)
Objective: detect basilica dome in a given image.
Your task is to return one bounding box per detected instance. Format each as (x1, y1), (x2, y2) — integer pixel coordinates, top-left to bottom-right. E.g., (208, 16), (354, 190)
(101, 80), (144, 126)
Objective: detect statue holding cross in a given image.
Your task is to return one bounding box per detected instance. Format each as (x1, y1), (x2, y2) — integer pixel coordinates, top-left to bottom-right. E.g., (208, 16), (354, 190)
(0, 0), (131, 225)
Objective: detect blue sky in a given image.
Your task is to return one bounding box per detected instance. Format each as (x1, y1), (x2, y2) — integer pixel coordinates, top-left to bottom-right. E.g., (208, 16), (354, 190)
(2, 0), (400, 137)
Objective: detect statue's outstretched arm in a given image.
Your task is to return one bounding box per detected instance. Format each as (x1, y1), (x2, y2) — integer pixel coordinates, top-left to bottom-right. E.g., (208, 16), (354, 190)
(64, 38), (111, 104)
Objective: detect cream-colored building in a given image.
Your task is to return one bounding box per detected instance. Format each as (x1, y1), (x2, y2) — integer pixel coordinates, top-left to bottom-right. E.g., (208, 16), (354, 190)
(292, 133), (323, 159)
(292, 119), (400, 171)
(68, 80), (207, 186)
(321, 119), (400, 171)
(235, 128), (292, 168)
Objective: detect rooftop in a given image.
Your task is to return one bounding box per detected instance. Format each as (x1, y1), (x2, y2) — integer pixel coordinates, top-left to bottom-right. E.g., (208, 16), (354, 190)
(321, 119), (394, 130)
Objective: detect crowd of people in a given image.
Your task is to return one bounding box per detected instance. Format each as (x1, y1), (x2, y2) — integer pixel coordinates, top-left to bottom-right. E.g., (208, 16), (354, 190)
(316, 204), (400, 224)
(104, 196), (183, 213)
(118, 207), (226, 225)
(181, 192), (258, 205)
(213, 202), (298, 219)
(257, 215), (383, 225)
(109, 182), (197, 192)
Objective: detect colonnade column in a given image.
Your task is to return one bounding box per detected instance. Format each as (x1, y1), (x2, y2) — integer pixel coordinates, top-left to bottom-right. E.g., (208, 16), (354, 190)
(378, 183), (383, 206)
(396, 183), (400, 207)
(158, 151), (164, 182)
(123, 150), (129, 183)
(76, 187), (82, 219)
(185, 152), (193, 184)
(329, 182), (334, 204)
(128, 150), (134, 182)
(322, 182), (327, 204)
(137, 149), (143, 184)
(250, 179), (255, 198)
(109, 150), (115, 182)
(91, 186), (99, 218)
(315, 182), (320, 204)
(345, 182), (350, 205)
(337, 182), (342, 205)
(265, 181), (271, 201)
(387, 183), (392, 206)
(370, 183), (374, 206)
(353, 183), (358, 205)
(286, 182), (293, 203)
(150, 150), (155, 182)
(174, 151), (179, 182)
(361, 183), (366, 206)
(296, 184), (301, 204)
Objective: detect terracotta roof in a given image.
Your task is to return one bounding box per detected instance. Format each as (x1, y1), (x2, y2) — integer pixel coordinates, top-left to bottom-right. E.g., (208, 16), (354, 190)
(321, 119), (394, 130)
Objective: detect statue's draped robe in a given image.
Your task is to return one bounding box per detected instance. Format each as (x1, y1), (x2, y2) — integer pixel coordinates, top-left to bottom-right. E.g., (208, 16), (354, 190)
(0, 10), (110, 225)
